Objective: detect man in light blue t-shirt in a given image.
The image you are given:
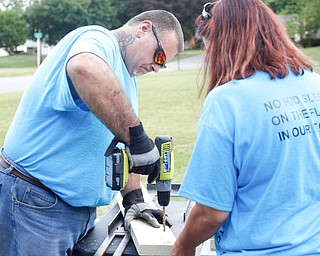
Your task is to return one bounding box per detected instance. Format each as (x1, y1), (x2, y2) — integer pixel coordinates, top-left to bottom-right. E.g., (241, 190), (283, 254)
(173, 1), (320, 255)
(0, 10), (184, 255)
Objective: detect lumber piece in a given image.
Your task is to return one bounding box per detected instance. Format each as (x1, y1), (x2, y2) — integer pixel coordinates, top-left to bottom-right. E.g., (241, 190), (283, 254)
(116, 185), (176, 255)
(130, 219), (176, 255)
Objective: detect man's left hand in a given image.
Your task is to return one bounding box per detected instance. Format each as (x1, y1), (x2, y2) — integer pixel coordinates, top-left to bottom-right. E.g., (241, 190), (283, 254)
(122, 189), (172, 230)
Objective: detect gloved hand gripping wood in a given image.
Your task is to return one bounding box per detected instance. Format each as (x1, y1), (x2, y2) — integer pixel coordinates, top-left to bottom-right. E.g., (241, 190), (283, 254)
(125, 122), (160, 183)
(122, 189), (172, 230)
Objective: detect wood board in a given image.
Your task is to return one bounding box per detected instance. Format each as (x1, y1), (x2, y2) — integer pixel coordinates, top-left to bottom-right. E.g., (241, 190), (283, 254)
(116, 185), (176, 255)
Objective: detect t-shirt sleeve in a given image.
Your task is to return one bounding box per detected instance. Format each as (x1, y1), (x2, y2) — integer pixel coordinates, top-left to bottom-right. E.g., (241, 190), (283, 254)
(179, 90), (238, 212)
(66, 30), (117, 63)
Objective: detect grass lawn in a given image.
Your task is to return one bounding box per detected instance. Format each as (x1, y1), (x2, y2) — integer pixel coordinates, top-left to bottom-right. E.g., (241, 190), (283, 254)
(0, 54), (38, 77)
(138, 70), (203, 182)
(0, 67), (37, 77)
(302, 46), (320, 64)
(0, 91), (23, 145)
(0, 54), (38, 68)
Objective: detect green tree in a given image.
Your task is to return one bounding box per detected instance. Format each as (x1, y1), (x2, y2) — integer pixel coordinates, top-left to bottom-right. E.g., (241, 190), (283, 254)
(25, 0), (120, 45)
(265, 0), (320, 41)
(285, 0), (320, 40)
(0, 10), (28, 54)
(119, 0), (207, 41)
(0, 0), (33, 10)
(264, 0), (293, 13)
(24, 0), (209, 46)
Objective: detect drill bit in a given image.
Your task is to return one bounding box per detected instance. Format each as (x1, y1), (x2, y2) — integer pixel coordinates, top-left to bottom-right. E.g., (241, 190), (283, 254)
(162, 206), (166, 232)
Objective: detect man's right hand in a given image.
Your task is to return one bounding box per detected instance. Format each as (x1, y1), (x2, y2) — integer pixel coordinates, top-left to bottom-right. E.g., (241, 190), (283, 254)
(125, 122), (160, 183)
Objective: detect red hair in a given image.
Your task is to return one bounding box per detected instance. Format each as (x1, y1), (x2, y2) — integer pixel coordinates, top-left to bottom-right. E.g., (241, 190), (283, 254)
(195, 0), (314, 96)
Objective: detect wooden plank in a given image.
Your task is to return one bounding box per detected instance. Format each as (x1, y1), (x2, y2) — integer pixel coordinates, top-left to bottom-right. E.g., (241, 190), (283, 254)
(130, 219), (176, 255)
(116, 185), (176, 255)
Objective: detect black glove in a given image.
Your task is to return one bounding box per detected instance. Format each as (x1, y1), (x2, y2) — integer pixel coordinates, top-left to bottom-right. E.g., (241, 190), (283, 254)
(122, 189), (172, 230)
(125, 122), (160, 183)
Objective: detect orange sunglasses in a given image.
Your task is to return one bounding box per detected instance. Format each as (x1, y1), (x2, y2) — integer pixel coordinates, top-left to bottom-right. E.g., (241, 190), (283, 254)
(151, 25), (167, 68)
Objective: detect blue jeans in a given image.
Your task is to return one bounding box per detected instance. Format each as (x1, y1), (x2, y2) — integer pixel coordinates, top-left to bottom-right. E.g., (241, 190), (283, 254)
(0, 164), (96, 256)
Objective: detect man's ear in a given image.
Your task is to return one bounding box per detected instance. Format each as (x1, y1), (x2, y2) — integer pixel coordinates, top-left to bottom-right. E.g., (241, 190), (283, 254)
(136, 20), (152, 38)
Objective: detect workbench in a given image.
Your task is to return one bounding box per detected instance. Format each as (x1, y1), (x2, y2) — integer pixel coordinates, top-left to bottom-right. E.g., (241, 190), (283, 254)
(72, 184), (216, 256)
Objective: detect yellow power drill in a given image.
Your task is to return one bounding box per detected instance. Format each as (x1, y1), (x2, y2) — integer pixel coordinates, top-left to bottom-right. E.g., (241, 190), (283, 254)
(105, 135), (174, 231)
(154, 135), (174, 231)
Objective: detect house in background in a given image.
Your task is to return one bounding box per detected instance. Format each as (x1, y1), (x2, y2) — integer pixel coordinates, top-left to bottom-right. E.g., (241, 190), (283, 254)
(0, 49), (9, 57)
(0, 39), (53, 57)
(17, 39), (53, 55)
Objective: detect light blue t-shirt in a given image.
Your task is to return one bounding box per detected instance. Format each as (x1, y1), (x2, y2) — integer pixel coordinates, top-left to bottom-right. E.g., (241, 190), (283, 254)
(179, 70), (320, 254)
(4, 25), (138, 207)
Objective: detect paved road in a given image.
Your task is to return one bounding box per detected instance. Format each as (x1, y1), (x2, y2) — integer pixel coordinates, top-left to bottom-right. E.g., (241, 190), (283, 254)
(0, 54), (204, 94)
(0, 75), (33, 94)
(165, 54), (204, 72)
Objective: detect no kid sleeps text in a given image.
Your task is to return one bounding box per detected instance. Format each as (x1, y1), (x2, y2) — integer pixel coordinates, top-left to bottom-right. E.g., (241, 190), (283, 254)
(263, 92), (320, 141)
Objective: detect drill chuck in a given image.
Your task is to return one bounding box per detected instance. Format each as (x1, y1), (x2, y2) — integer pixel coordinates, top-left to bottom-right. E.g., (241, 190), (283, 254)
(156, 180), (171, 206)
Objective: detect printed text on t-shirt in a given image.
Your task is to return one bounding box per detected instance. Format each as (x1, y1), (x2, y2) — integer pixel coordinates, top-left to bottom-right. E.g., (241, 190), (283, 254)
(263, 93), (320, 141)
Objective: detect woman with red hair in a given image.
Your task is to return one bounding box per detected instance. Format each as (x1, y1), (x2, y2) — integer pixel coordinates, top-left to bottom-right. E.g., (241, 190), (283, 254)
(173, 0), (320, 255)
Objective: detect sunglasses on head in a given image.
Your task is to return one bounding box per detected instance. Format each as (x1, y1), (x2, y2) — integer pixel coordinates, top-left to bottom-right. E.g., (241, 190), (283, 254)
(202, 2), (213, 20)
(151, 25), (167, 68)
